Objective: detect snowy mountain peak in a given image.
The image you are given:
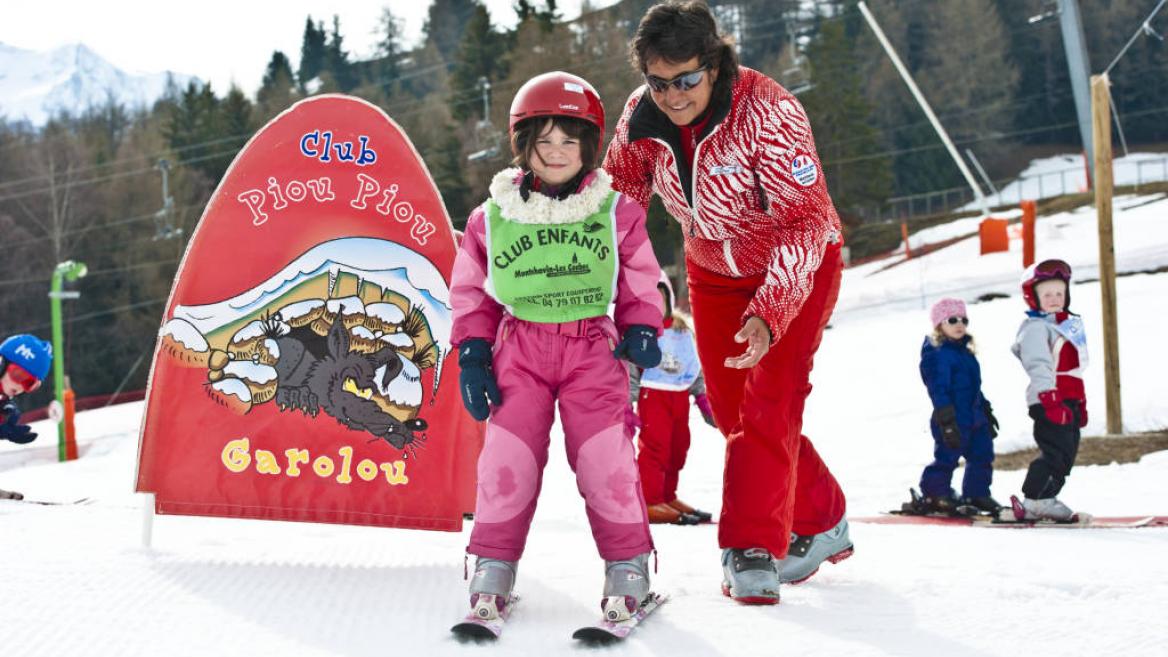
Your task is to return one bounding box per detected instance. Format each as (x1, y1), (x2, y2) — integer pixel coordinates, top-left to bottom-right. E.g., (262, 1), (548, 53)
(0, 41), (199, 126)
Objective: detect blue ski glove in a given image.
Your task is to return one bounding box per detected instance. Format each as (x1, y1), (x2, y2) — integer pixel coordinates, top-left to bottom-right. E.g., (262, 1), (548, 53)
(613, 325), (661, 369)
(0, 403), (36, 444)
(458, 339), (502, 422)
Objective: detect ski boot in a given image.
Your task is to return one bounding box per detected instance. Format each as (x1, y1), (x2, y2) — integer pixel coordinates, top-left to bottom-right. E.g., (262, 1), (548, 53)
(777, 517), (854, 584)
(902, 488), (968, 516)
(668, 498), (713, 523)
(602, 552), (652, 622)
(721, 548), (780, 604)
(647, 502), (701, 525)
(0, 488), (25, 500)
(468, 557), (518, 621)
(1014, 496), (1075, 521)
(962, 495), (1003, 516)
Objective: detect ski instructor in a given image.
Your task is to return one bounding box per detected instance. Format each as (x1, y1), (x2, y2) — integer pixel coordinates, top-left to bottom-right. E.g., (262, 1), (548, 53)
(604, 1), (852, 605)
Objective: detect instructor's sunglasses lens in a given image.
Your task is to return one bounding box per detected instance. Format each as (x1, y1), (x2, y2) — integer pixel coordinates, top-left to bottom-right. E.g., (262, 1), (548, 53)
(645, 67), (708, 93)
(946, 317), (969, 326)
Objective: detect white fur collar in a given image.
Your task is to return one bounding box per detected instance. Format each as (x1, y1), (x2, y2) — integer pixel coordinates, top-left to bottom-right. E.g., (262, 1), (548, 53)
(488, 168), (614, 224)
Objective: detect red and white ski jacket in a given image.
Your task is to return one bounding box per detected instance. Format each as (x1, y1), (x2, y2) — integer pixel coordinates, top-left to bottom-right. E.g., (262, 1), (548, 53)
(604, 67), (842, 342)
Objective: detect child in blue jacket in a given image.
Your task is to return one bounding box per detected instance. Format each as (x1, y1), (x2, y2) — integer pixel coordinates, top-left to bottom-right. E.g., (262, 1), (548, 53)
(917, 299), (1000, 514)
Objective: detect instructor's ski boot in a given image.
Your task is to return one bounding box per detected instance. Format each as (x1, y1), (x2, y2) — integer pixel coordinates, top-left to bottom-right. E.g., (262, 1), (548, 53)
(721, 548), (780, 605)
(1014, 495), (1075, 521)
(468, 557), (518, 621)
(602, 552), (652, 621)
(777, 517), (854, 584)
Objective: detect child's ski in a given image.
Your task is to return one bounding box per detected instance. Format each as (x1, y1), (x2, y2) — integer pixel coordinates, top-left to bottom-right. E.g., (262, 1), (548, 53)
(571, 592), (667, 643)
(450, 594), (517, 641)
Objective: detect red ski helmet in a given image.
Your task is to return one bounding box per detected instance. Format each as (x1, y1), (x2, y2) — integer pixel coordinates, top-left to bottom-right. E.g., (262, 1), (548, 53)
(1021, 259), (1072, 311)
(509, 72), (605, 151)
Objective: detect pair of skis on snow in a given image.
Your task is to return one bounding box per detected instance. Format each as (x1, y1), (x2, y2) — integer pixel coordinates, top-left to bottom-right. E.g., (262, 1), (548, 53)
(450, 592), (668, 643)
(873, 489), (1167, 528)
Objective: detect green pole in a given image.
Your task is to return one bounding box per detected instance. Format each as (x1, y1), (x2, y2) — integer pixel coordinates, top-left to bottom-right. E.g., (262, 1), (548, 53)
(49, 260), (86, 462)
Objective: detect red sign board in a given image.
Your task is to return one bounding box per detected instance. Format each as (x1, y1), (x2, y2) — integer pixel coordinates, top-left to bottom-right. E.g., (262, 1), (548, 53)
(136, 95), (481, 531)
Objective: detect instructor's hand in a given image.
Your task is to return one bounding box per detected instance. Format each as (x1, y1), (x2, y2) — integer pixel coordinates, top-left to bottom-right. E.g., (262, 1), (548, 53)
(724, 317), (771, 369)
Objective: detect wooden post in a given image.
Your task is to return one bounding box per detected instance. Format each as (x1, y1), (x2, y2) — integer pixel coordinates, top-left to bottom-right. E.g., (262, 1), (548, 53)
(1020, 200), (1036, 268)
(1091, 74), (1122, 435)
(902, 222), (912, 259)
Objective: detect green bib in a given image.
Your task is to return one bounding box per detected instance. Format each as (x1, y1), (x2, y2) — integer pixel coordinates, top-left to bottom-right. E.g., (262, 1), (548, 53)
(486, 193), (618, 323)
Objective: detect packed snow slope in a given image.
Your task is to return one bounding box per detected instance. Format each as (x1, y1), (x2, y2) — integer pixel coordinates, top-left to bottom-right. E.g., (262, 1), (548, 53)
(2, 192), (1166, 656)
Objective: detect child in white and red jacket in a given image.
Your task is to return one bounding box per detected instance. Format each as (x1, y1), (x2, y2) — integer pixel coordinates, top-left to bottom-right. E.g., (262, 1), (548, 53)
(449, 72), (665, 625)
(1011, 259), (1088, 521)
(630, 271), (716, 525)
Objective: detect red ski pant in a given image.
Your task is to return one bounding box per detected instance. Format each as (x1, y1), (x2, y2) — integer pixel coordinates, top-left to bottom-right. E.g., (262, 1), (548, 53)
(687, 243), (846, 559)
(636, 387), (692, 505)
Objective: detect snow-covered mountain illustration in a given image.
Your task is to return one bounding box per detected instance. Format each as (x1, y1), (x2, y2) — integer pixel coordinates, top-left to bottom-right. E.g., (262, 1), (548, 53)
(0, 41), (198, 126)
(172, 237), (451, 347)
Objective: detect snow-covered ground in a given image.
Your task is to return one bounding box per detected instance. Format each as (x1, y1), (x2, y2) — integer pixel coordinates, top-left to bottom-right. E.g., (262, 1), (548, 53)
(3, 192), (1167, 656)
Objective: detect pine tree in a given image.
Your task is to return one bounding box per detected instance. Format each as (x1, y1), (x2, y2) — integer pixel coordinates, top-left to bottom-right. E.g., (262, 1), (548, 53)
(324, 15), (358, 92)
(801, 17), (890, 225)
(257, 51), (297, 120)
(424, 0), (480, 62)
(372, 7), (405, 96)
(297, 17), (328, 91)
(449, 6), (508, 122)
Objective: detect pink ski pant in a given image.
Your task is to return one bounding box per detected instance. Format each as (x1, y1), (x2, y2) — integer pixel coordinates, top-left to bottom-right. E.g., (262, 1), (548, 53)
(467, 317), (654, 562)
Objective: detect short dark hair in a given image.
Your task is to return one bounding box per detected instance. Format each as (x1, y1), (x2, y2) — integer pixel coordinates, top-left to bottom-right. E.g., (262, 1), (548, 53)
(630, 2), (739, 100)
(510, 116), (601, 172)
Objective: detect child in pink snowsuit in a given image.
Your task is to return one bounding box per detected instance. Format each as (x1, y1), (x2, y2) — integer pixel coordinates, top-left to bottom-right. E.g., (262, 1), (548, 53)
(449, 72), (664, 625)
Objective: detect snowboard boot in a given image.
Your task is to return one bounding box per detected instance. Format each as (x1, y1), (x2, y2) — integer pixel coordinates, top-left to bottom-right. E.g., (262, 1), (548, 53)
(468, 557), (518, 621)
(602, 552), (652, 621)
(668, 498), (713, 523)
(777, 517), (854, 585)
(962, 495), (1003, 515)
(647, 502), (701, 525)
(1014, 496), (1075, 521)
(721, 548), (780, 605)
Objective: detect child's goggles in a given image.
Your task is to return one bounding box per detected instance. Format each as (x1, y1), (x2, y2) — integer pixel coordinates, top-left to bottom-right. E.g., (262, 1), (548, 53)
(945, 316), (969, 326)
(1034, 258), (1071, 280)
(645, 66), (709, 93)
(4, 363), (42, 393)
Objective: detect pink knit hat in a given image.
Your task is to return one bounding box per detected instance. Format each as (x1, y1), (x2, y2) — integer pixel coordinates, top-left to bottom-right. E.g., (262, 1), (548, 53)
(930, 298), (967, 327)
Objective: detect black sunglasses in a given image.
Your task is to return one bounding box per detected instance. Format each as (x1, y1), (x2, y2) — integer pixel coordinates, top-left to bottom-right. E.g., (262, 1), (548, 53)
(645, 66), (709, 93)
(945, 316), (969, 326)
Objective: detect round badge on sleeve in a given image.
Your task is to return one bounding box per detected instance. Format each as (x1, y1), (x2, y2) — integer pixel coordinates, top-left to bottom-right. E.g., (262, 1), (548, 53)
(791, 153), (818, 187)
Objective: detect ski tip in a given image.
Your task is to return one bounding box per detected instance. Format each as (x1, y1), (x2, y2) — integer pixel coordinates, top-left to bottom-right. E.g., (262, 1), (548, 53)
(572, 627), (622, 644)
(450, 622), (500, 642)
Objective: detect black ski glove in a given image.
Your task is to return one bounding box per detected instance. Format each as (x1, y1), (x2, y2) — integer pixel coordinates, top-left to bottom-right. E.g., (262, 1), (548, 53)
(0, 403), (36, 444)
(458, 339), (502, 422)
(932, 405), (962, 450)
(613, 325), (661, 369)
(982, 399), (999, 439)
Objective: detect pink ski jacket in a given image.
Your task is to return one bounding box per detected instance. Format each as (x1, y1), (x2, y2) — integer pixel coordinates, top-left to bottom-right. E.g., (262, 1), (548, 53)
(450, 168), (664, 346)
(604, 67), (842, 343)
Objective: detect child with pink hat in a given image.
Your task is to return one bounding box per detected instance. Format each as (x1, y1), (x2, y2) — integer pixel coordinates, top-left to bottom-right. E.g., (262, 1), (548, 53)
(910, 298), (1001, 515)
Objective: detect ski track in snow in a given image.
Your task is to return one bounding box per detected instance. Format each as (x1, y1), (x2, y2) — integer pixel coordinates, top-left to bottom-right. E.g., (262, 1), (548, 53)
(2, 191), (1167, 656)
